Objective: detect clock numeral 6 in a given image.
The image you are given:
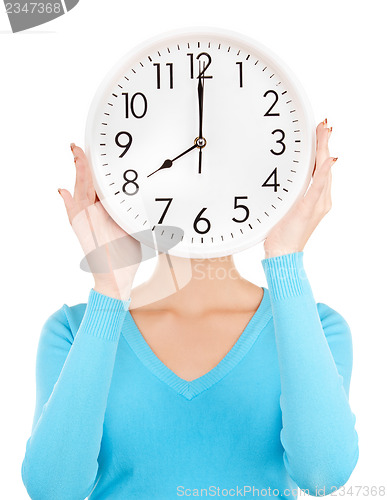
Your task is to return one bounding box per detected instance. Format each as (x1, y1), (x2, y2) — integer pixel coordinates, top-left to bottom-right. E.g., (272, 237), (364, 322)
(193, 207), (211, 234)
(115, 131), (133, 158)
(122, 169), (139, 196)
(155, 200), (212, 234)
(262, 168), (280, 192)
(232, 196), (249, 223)
(122, 92), (148, 119)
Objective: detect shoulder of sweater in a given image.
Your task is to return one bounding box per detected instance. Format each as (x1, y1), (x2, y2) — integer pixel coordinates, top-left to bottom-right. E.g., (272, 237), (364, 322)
(316, 302), (353, 360)
(61, 300), (87, 341)
(316, 302), (354, 395)
(39, 300), (87, 347)
(316, 302), (351, 337)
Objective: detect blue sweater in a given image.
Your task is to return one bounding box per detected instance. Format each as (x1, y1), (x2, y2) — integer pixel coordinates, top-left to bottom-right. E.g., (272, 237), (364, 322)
(21, 252), (359, 499)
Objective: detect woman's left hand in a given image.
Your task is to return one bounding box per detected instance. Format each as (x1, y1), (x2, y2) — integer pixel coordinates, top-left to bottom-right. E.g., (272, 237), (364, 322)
(263, 118), (337, 259)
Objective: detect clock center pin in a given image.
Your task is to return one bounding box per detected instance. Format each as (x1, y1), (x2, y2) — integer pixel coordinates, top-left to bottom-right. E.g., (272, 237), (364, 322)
(195, 137), (207, 148)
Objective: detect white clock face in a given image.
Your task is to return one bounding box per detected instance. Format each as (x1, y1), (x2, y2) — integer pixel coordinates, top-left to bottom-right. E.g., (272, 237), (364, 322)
(86, 27), (315, 258)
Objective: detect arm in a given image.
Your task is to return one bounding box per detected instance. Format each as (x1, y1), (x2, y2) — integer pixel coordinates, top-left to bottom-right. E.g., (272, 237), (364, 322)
(21, 288), (130, 500)
(261, 251), (359, 495)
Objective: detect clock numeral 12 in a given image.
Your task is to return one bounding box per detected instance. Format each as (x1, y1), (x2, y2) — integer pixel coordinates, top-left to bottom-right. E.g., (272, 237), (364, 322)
(187, 52), (213, 79)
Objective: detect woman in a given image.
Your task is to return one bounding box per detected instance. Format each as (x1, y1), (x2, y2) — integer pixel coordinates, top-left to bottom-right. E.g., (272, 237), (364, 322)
(21, 119), (359, 499)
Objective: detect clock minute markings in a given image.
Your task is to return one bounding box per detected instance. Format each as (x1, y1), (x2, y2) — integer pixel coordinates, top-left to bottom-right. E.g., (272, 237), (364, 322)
(99, 40), (302, 252)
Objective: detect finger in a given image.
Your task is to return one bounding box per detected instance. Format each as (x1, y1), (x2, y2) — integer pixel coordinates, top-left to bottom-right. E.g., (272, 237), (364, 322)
(87, 201), (118, 247)
(313, 169), (332, 216)
(304, 156), (337, 207)
(73, 152), (87, 203)
(315, 119), (331, 171)
(71, 206), (99, 256)
(320, 170), (332, 210)
(58, 188), (77, 224)
(71, 144), (96, 204)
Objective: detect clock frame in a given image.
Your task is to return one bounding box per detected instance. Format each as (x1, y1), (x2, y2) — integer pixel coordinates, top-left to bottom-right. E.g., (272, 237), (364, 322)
(85, 27), (316, 259)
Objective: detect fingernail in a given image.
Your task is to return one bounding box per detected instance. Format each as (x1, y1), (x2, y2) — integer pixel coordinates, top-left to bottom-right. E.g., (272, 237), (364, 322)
(70, 143), (75, 152)
(323, 118), (327, 126)
(58, 188), (63, 196)
(74, 156), (78, 164)
(332, 157), (338, 162)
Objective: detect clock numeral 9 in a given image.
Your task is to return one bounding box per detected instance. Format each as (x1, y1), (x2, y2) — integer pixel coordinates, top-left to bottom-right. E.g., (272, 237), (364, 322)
(232, 196), (249, 223)
(262, 168), (280, 192)
(187, 52), (213, 79)
(153, 62), (173, 89)
(123, 169), (139, 196)
(270, 129), (286, 155)
(122, 92), (148, 119)
(115, 131), (133, 158)
(263, 90), (280, 117)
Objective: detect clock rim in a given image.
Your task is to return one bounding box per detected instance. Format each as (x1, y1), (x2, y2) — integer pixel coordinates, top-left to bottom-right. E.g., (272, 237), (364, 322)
(85, 26), (316, 259)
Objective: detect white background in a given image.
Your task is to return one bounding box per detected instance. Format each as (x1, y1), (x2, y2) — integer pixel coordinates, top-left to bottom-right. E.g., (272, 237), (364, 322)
(1, 0), (386, 498)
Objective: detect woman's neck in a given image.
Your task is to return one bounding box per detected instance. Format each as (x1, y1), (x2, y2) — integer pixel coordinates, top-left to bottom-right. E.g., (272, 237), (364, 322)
(130, 252), (263, 314)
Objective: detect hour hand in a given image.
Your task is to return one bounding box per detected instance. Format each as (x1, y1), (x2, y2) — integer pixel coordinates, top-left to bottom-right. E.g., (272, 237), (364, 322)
(147, 159), (173, 178)
(147, 143), (198, 178)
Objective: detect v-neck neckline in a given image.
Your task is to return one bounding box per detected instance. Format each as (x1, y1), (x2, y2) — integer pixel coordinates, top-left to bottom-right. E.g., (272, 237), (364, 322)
(121, 287), (273, 401)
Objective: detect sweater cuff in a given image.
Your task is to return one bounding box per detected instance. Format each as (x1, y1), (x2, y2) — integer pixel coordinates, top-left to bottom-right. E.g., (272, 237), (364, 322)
(261, 252), (312, 301)
(78, 288), (131, 341)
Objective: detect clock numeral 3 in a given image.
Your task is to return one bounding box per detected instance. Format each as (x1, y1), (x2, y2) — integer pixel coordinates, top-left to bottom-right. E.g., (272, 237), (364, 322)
(153, 62), (173, 89)
(270, 129), (286, 155)
(262, 168), (280, 192)
(115, 131), (133, 158)
(263, 90), (280, 117)
(122, 169), (139, 196)
(122, 92), (148, 119)
(232, 196), (249, 223)
(193, 207), (211, 234)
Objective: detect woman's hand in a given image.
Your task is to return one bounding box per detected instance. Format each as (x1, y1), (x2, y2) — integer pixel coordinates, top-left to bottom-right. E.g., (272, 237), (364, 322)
(58, 144), (142, 301)
(263, 118), (337, 259)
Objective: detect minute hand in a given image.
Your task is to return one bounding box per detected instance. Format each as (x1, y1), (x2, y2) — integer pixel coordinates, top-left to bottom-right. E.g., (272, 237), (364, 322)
(198, 68), (204, 139)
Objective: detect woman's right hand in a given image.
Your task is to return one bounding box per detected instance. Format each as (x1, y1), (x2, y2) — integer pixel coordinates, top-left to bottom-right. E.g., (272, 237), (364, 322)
(58, 143), (142, 301)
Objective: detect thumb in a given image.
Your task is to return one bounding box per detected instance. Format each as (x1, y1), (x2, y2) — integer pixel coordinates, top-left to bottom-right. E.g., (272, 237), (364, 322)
(58, 188), (76, 223)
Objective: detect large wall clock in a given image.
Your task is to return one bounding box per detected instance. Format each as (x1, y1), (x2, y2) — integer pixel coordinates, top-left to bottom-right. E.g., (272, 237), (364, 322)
(85, 27), (316, 259)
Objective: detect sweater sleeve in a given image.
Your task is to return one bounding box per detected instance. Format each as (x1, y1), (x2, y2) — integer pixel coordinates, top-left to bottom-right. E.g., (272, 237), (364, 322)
(21, 288), (131, 500)
(261, 252), (359, 496)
